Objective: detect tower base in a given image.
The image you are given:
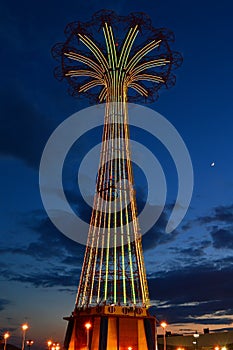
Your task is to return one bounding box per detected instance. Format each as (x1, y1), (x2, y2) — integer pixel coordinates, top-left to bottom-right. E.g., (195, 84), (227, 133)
(64, 306), (156, 350)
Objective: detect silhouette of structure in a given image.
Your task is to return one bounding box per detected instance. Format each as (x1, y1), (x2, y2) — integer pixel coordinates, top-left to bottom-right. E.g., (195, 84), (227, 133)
(52, 10), (181, 350)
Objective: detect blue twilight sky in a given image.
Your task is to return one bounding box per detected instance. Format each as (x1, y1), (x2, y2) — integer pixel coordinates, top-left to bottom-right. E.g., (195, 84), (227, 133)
(0, 0), (233, 348)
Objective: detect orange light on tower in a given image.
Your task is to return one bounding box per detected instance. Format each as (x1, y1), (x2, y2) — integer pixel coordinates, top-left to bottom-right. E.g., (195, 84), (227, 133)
(85, 322), (92, 330)
(85, 322), (92, 350)
(161, 322), (167, 328)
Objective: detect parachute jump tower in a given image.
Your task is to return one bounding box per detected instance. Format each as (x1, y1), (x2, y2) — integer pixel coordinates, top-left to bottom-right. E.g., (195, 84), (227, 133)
(52, 9), (181, 350)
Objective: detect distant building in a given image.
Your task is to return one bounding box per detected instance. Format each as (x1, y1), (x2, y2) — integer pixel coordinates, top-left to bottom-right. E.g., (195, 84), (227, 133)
(157, 329), (233, 350)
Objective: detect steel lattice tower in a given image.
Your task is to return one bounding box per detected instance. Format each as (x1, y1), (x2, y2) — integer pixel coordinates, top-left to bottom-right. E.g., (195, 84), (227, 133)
(52, 10), (181, 350)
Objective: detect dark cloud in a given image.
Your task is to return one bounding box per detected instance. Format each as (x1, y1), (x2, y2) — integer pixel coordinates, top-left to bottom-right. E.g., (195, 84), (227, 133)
(0, 299), (10, 312)
(211, 227), (233, 249)
(142, 209), (180, 251)
(148, 265), (233, 324)
(57, 288), (76, 293)
(170, 240), (211, 257)
(0, 211), (85, 289)
(0, 257), (79, 289)
(7, 268), (79, 289)
(0, 250), (80, 291)
(0, 85), (54, 168)
(212, 327), (233, 332)
(179, 204), (233, 256)
(198, 204), (233, 225)
(0, 230), (80, 290)
(151, 266), (233, 303)
(20, 211), (85, 263)
(181, 222), (192, 231)
(215, 255), (233, 266)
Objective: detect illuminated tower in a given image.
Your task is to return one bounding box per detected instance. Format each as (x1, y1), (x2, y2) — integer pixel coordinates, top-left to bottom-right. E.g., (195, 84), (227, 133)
(53, 10), (181, 350)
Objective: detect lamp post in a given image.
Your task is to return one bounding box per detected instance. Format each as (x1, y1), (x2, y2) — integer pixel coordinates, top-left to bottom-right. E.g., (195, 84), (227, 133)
(161, 322), (167, 350)
(51, 343), (60, 350)
(26, 340), (34, 350)
(21, 324), (28, 350)
(85, 322), (92, 350)
(47, 340), (52, 350)
(4, 332), (10, 350)
(193, 331), (199, 350)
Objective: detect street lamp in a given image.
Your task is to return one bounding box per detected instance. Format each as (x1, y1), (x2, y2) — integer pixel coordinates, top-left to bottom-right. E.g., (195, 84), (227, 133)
(161, 322), (167, 350)
(21, 324), (29, 350)
(193, 331), (199, 339)
(4, 332), (10, 350)
(26, 340), (34, 350)
(47, 340), (52, 350)
(85, 322), (92, 350)
(51, 343), (60, 350)
(193, 331), (199, 350)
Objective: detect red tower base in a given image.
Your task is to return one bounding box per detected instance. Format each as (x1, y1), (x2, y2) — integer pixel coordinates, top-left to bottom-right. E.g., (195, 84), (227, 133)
(64, 306), (156, 350)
